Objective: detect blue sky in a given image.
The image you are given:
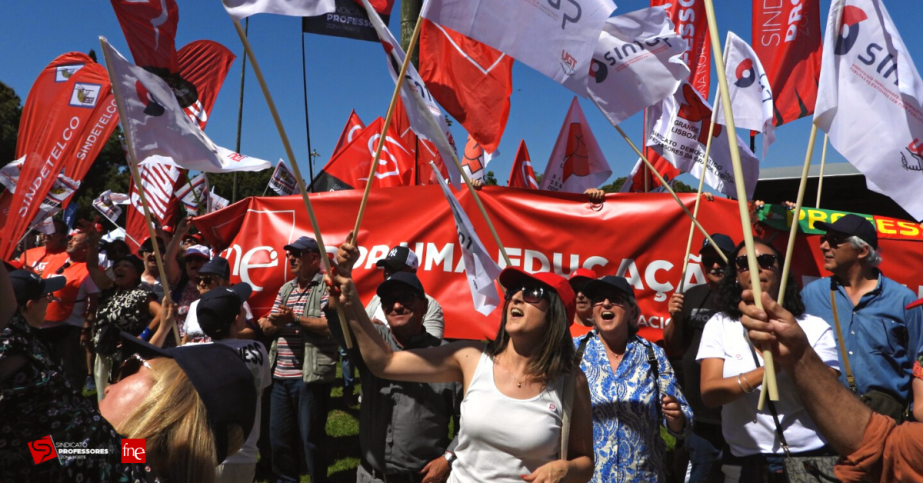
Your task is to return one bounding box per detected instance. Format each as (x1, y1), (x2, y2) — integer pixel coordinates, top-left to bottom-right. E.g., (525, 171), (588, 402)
(2, 0), (922, 191)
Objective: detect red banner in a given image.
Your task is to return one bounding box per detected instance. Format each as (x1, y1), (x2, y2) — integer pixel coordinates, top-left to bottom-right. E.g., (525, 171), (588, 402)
(110, 0), (180, 75)
(652, 0), (711, 98)
(752, 0), (822, 126)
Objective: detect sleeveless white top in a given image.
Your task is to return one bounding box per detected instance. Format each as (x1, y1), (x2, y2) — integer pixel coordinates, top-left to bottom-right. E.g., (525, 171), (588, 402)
(448, 350), (565, 482)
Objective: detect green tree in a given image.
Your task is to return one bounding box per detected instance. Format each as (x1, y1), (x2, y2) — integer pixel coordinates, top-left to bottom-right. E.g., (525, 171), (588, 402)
(209, 170), (273, 203)
(484, 171), (498, 186)
(0, 81), (21, 167)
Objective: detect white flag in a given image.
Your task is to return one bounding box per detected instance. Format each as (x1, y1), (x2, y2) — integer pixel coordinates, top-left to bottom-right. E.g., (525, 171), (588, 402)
(174, 173), (209, 215)
(431, 162), (502, 316)
(715, 31), (775, 159)
(815, 0), (923, 220)
(0, 156), (25, 193)
(208, 188), (230, 213)
(461, 135), (497, 183)
(268, 159), (298, 196)
(222, 0), (335, 20)
(421, 0), (616, 96)
(540, 97), (611, 193)
(28, 174), (80, 233)
(589, 7), (690, 126)
(362, 0), (462, 190)
(101, 38), (270, 174)
(92, 190), (124, 224)
(647, 82), (760, 198)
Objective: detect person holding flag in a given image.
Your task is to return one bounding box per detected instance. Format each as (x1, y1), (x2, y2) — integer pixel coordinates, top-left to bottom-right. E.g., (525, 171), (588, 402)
(17, 219), (68, 276)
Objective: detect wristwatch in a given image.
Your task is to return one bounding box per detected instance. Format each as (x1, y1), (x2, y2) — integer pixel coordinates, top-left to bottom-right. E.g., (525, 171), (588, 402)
(443, 451), (456, 465)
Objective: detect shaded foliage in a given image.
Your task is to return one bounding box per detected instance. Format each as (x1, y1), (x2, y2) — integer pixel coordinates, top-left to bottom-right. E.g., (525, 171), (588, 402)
(0, 81), (21, 167)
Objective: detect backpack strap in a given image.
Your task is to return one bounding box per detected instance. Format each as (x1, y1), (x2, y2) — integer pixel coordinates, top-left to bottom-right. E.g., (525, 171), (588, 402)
(640, 339), (663, 425)
(830, 290), (859, 393)
(561, 330), (596, 460)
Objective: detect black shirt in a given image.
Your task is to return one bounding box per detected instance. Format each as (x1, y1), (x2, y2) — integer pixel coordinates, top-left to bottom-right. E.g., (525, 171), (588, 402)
(679, 284), (722, 425)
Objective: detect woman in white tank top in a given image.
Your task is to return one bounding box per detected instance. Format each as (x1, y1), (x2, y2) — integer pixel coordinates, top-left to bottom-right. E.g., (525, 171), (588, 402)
(328, 239), (595, 483)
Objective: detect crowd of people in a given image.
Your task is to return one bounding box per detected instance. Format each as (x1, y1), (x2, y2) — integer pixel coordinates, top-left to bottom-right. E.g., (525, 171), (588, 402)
(1, 210), (922, 483)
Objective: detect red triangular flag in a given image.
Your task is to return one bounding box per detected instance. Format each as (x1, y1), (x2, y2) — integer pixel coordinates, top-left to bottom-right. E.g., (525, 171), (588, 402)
(332, 110), (366, 158)
(508, 140), (538, 189)
(314, 118), (414, 190)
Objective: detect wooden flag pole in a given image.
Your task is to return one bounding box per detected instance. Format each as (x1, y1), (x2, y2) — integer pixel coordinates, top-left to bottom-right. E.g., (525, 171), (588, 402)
(677, 118), (717, 294)
(816, 134), (830, 208)
(701, 0), (779, 403)
(229, 18), (353, 348)
(602, 115), (728, 265)
(352, 18), (423, 241)
(777, 124), (819, 306)
(99, 36), (180, 346)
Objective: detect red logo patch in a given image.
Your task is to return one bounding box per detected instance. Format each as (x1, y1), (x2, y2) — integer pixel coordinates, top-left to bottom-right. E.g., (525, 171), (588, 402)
(121, 438), (146, 464)
(28, 435), (58, 465)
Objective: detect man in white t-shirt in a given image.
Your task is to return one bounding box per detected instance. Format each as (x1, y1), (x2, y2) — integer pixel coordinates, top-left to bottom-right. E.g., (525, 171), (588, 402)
(196, 282), (269, 483)
(183, 257), (254, 344)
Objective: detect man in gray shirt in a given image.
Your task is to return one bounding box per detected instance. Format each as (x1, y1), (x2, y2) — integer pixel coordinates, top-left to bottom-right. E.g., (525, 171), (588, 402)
(365, 246), (445, 340)
(328, 272), (460, 483)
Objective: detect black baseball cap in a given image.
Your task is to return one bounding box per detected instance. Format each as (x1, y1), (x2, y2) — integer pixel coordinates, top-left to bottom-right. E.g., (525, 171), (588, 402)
(376, 271), (425, 298)
(196, 283), (253, 340)
(283, 236), (319, 253)
(815, 214), (878, 249)
(119, 333), (256, 463)
(376, 246), (420, 271)
(199, 257), (231, 279)
(138, 237), (164, 255)
(114, 254), (145, 275)
(700, 233), (736, 256)
(581, 275), (636, 302)
(10, 270), (66, 306)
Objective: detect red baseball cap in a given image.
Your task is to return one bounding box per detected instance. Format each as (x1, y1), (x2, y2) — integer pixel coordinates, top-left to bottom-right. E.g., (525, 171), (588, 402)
(499, 267), (576, 325)
(568, 268), (597, 293)
(906, 298), (923, 311)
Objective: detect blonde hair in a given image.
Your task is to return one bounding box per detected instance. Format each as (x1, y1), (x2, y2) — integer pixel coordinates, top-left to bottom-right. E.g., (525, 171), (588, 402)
(115, 359), (244, 483)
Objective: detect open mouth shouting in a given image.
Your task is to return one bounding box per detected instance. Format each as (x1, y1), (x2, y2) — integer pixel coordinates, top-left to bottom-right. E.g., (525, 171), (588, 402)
(600, 310), (616, 321)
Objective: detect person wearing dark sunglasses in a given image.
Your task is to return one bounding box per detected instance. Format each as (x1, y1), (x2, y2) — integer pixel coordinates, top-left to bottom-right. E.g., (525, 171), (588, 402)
(698, 239), (840, 482)
(801, 214), (922, 424)
(182, 257), (257, 345)
(329, 233), (595, 483)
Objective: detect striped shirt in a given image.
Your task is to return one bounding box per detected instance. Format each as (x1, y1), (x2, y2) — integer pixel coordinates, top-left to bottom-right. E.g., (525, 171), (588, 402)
(271, 277), (327, 379)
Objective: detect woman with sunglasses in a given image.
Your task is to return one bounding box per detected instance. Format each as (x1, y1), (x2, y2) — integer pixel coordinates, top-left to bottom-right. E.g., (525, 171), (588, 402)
(574, 276), (691, 483)
(697, 239), (841, 482)
(329, 234), (595, 483)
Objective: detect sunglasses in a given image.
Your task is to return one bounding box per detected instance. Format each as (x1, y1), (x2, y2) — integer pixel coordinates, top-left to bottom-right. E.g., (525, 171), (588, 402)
(505, 285), (547, 305)
(735, 254), (779, 272)
(55, 261), (72, 275)
(701, 256), (726, 268)
(820, 234), (849, 248)
(380, 292), (420, 310)
(116, 353), (152, 383)
(286, 250), (303, 258)
(196, 275), (213, 286)
(590, 292), (629, 307)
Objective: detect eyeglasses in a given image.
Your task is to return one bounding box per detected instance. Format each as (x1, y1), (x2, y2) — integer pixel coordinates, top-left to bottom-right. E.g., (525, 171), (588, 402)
(380, 292), (419, 310)
(196, 275), (213, 286)
(116, 353), (152, 383)
(820, 233), (849, 248)
(735, 254), (779, 272)
(505, 285), (547, 305)
(55, 261), (72, 275)
(286, 250), (303, 258)
(590, 292), (629, 307)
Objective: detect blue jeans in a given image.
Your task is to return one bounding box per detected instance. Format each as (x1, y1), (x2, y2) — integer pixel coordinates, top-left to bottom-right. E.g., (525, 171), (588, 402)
(340, 347), (354, 391)
(270, 378), (329, 483)
(686, 422), (724, 483)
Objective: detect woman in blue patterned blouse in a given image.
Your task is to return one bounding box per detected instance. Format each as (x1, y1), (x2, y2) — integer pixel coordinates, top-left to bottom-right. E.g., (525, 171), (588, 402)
(574, 275), (692, 483)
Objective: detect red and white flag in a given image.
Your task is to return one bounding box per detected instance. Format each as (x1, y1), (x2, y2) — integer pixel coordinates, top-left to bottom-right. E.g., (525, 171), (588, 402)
(715, 32), (775, 159)
(421, 0), (616, 96)
(175, 40), (237, 131)
(589, 7), (690, 127)
(507, 141), (538, 189)
(222, 0), (334, 19)
(651, 0), (710, 98)
(333, 110), (366, 158)
(268, 159), (298, 196)
(110, 0), (180, 75)
(419, 19), (513, 154)
(312, 118), (414, 191)
(815, 0), (923, 220)
(207, 188), (230, 213)
(174, 172), (209, 215)
(619, 153), (679, 193)
(540, 98), (611, 193)
(102, 38), (270, 173)
(0, 156), (25, 193)
(647, 83), (760, 198)
(431, 162), (502, 316)
(362, 0), (461, 189)
(92, 190), (129, 225)
(752, 0), (822, 126)
(461, 135), (496, 183)
(125, 161), (185, 249)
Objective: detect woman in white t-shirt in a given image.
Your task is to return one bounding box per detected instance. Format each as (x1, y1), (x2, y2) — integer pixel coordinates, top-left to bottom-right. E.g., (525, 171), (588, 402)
(697, 239), (840, 483)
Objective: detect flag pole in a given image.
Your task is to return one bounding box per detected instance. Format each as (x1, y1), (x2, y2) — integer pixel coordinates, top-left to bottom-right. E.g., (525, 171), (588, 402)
(701, 0), (779, 403)
(100, 36), (180, 346)
(228, 17), (353, 348)
(301, 31), (316, 192)
(233, 18), (249, 203)
(448, 147), (512, 267)
(678, 40), (730, 293)
(184, 170), (205, 214)
(777, 125), (818, 306)
(816, 134), (829, 208)
(352, 18), (423, 241)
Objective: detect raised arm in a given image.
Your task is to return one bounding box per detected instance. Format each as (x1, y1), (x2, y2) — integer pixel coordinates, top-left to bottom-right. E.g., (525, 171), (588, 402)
(162, 217), (188, 285)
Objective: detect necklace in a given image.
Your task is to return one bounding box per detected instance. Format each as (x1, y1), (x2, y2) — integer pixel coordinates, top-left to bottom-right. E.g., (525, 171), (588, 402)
(498, 357), (527, 388)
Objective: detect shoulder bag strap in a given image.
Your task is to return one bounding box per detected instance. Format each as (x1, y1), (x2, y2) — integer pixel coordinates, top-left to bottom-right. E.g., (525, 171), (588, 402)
(561, 331), (595, 460)
(829, 290), (859, 393)
(746, 340), (792, 456)
(641, 339), (663, 425)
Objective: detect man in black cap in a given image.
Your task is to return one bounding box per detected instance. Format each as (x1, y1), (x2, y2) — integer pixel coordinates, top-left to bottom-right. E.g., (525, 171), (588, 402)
(664, 233), (735, 483)
(327, 271), (461, 483)
(365, 246), (445, 339)
(257, 235), (337, 483)
(801, 214), (923, 422)
(196, 283), (270, 483)
(183, 257), (257, 344)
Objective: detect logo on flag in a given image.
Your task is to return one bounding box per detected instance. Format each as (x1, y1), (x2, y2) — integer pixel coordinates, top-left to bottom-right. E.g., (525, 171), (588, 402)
(56, 64), (84, 82)
(70, 83), (102, 108)
(28, 436), (58, 465)
(836, 7), (867, 56)
(734, 59), (756, 88)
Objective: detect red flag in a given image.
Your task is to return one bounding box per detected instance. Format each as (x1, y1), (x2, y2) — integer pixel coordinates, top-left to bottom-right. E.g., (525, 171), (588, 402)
(508, 140), (538, 189)
(332, 110), (366, 158)
(110, 0), (180, 75)
(313, 118), (414, 190)
(752, 0), (822, 126)
(460, 134), (494, 183)
(416, 139), (450, 186)
(651, 0), (711, 98)
(419, 19), (513, 154)
(539, 98), (611, 193)
(125, 162), (186, 249)
(176, 40), (236, 130)
(624, 148), (681, 193)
